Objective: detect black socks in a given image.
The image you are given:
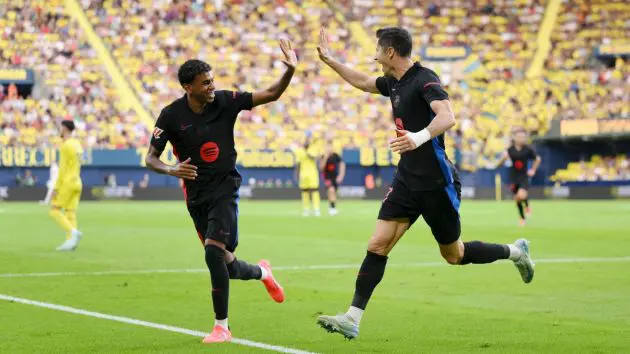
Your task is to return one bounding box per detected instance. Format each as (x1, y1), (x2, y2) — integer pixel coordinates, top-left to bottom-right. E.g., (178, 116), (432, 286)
(227, 258), (262, 280)
(460, 241), (510, 265)
(205, 245), (230, 320)
(351, 251), (388, 310)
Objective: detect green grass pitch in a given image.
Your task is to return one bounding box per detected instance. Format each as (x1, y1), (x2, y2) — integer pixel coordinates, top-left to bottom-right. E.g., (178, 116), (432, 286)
(1, 200), (629, 353)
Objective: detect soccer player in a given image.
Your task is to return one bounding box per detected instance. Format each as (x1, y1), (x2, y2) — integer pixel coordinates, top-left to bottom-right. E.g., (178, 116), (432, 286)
(144, 40), (296, 344)
(496, 129), (541, 226)
(315, 27), (535, 339)
(40, 160), (58, 205)
(293, 138), (321, 216)
(49, 120), (83, 251)
(320, 142), (345, 216)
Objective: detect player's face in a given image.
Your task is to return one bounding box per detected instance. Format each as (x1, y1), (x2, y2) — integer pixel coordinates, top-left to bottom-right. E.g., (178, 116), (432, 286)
(374, 45), (393, 76)
(514, 132), (528, 145)
(60, 125), (69, 138)
(186, 71), (215, 104)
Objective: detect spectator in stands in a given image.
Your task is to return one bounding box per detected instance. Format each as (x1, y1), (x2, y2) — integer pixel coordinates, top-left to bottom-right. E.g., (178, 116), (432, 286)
(16, 169), (36, 187)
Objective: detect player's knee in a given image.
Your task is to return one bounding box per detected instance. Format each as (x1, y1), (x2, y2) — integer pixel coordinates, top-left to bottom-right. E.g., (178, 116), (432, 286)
(440, 249), (463, 265)
(367, 239), (389, 256)
(49, 207), (60, 217)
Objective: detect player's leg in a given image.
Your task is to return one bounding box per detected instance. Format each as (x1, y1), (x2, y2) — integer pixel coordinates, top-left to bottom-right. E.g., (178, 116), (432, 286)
(310, 188), (321, 216)
(62, 188), (83, 250)
(512, 183), (526, 224)
(328, 180), (339, 215)
(187, 201), (231, 343)
(519, 187), (531, 217)
(424, 187), (534, 283)
(300, 185), (311, 216)
(318, 180), (417, 339)
(222, 197), (284, 302)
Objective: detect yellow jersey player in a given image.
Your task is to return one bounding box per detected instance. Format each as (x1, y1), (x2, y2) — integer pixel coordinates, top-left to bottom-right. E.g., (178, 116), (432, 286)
(49, 120), (83, 251)
(293, 139), (321, 216)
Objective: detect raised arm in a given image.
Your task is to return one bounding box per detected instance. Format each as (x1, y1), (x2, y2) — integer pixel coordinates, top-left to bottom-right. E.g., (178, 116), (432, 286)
(317, 28), (380, 94)
(252, 39), (297, 107)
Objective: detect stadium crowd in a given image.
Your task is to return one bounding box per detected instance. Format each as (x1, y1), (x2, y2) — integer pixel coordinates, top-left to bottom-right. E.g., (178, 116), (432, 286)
(0, 0), (150, 149)
(552, 155), (630, 182)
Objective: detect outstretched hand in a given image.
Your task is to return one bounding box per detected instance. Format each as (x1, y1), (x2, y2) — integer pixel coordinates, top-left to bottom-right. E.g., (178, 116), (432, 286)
(389, 129), (418, 154)
(279, 39), (298, 69)
(317, 27), (333, 62)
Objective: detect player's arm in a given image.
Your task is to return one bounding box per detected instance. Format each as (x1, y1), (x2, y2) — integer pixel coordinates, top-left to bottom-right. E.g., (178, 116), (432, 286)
(495, 151), (509, 169)
(145, 145), (197, 180)
(53, 146), (66, 191)
(390, 100), (456, 154)
(145, 112), (197, 180)
(317, 28), (380, 94)
(252, 39), (297, 107)
(528, 150), (542, 177)
(337, 160), (346, 183)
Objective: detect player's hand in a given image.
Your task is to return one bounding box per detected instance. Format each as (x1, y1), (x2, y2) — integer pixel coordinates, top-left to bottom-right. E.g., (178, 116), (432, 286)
(317, 28), (333, 63)
(336, 176), (343, 184)
(527, 169), (536, 177)
(168, 158), (197, 180)
(390, 129), (417, 154)
(279, 39), (297, 69)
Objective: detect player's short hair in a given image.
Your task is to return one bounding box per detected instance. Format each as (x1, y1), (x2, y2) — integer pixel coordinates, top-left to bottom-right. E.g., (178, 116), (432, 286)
(513, 127), (527, 134)
(178, 59), (212, 85)
(376, 27), (412, 57)
(61, 120), (75, 132)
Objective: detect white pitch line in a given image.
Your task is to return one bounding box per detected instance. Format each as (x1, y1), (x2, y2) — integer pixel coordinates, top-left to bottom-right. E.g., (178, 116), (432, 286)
(0, 294), (316, 354)
(1, 256), (630, 279)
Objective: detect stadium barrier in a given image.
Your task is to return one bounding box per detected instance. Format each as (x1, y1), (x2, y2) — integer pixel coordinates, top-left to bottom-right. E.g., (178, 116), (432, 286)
(2, 185), (629, 202)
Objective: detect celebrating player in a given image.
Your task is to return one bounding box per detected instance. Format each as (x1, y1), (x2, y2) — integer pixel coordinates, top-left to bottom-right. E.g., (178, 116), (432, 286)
(320, 141), (345, 216)
(144, 40), (296, 344)
(49, 120), (83, 251)
(315, 27), (535, 339)
(293, 138), (321, 216)
(496, 128), (541, 226)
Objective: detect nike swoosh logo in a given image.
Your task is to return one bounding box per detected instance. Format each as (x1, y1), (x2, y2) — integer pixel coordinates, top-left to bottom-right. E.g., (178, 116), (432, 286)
(180, 124), (192, 130)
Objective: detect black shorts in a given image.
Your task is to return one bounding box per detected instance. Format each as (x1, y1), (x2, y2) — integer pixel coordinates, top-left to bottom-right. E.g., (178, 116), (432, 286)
(378, 178), (461, 245)
(187, 192), (239, 252)
(324, 177), (338, 191)
(510, 176), (529, 194)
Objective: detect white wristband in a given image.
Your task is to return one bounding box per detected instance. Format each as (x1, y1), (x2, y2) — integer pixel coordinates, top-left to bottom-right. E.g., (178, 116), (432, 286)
(408, 128), (431, 148)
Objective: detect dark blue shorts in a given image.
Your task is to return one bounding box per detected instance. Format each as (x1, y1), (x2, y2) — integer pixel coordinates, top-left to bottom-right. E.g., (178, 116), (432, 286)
(378, 178), (461, 245)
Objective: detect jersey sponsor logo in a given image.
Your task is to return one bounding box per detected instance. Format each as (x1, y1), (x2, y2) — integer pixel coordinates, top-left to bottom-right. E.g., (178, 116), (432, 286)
(200, 141), (220, 163)
(393, 95), (400, 108)
(326, 164), (336, 172)
(153, 127), (164, 139)
(514, 160), (524, 170)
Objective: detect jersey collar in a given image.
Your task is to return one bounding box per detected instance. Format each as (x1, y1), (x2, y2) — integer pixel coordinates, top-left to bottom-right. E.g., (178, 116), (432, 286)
(397, 62), (422, 83)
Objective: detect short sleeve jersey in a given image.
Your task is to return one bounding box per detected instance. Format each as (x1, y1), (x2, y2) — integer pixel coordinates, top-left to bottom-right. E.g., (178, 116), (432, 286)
(375, 62), (456, 191)
(150, 91), (253, 205)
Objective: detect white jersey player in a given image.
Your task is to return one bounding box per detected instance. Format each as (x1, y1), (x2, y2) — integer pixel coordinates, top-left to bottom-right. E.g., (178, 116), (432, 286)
(41, 161), (58, 205)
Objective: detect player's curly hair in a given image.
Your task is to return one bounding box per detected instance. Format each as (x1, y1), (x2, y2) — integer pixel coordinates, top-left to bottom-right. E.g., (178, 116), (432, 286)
(376, 27), (412, 57)
(178, 59), (212, 85)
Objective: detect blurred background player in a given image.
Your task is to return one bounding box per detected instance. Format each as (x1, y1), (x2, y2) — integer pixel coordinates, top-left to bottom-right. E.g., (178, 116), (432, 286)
(293, 138), (321, 216)
(497, 129), (542, 226)
(40, 160), (58, 205)
(320, 141), (346, 216)
(49, 120), (83, 251)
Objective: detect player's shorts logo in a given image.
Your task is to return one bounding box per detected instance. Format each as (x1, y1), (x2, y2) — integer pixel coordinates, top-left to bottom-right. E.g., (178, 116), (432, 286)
(200, 142), (220, 163)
